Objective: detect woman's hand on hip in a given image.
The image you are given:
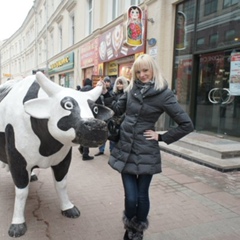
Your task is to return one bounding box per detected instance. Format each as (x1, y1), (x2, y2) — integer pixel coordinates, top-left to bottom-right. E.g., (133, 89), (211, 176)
(143, 130), (158, 141)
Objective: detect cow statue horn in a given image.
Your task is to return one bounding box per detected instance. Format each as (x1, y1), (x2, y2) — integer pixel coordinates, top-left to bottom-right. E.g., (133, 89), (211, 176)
(36, 71), (103, 102)
(36, 71), (62, 96)
(85, 84), (103, 102)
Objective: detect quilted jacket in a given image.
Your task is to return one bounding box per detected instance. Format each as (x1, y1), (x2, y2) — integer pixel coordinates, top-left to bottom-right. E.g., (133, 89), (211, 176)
(108, 81), (194, 175)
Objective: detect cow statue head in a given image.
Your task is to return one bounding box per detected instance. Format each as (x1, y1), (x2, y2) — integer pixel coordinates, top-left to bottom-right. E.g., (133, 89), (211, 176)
(24, 72), (113, 147)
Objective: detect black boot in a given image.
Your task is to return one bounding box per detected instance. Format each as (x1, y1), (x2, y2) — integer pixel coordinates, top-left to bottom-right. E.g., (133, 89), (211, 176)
(123, 230), (131, 240)
(131, 217), (149, 240)
(123, 213), (135, 240)
(78, 145), (83, 154)
(82, 155), (94, 160)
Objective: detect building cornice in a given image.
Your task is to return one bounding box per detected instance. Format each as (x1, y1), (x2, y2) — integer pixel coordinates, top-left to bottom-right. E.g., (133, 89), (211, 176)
(55, 14), (64, 24)
(66, 0), (77, 12)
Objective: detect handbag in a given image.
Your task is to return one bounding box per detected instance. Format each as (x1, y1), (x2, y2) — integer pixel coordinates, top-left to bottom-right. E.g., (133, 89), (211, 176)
(107, 115), (124, 142)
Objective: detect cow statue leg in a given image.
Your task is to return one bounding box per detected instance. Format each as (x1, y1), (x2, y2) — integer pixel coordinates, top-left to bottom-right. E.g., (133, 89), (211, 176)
(51, 149), (80, 218)
(30, 171), (38, 182)
(54, 175), (81, 218)
(8, 186), (29, 237)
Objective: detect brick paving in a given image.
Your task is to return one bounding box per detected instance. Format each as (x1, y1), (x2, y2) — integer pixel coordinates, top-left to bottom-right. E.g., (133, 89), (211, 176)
(0, 144), (240, 240)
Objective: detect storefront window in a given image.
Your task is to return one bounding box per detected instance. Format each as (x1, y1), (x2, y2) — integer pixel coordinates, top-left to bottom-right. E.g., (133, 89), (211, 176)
(195, 50), (240, 138)
(173, 1), (195, 113)
(174, 0), (240, 139)
(196, 0), (240, 51)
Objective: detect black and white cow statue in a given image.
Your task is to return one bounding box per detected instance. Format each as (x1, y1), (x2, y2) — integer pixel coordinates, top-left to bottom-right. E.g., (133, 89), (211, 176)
(0, 72), (113, 237)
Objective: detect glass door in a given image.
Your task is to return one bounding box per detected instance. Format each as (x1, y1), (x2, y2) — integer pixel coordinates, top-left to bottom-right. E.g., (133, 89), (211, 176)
(195, 49), (240, 138)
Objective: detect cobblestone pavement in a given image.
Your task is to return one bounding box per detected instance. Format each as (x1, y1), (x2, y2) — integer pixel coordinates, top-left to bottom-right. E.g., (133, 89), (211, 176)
(0, 144), (240, 240)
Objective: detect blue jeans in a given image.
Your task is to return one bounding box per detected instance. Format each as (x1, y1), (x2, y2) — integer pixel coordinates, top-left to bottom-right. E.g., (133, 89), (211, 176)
(121, 173), (153, 222)
(99, 141), (115, 153)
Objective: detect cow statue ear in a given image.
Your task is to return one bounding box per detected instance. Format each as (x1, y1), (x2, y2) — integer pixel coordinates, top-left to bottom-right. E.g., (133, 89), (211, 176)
(24, 98), (51, 119)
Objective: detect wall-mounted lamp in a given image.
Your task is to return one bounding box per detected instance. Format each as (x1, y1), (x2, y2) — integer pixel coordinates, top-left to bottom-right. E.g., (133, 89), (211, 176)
(147, 18), (154, 24)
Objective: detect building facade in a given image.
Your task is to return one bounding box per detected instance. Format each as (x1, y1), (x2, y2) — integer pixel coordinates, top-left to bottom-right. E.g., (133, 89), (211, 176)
(0, 0), (240, 139)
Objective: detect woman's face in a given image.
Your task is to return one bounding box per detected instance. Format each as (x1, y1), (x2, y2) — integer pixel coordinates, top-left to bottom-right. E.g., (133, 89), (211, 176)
(116, 81), (123, 91)
(135, 65), (153, 83)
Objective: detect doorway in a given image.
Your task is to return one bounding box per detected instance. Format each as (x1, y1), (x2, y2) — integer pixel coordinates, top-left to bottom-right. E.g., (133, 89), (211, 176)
(195, 49), (240, 138)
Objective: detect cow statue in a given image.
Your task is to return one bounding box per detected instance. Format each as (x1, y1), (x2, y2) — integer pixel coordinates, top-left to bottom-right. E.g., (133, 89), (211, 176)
(0, 72), (113, 237)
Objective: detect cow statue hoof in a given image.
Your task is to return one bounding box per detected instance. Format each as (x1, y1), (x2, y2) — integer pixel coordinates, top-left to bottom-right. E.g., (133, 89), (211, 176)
(61, 206), (80, 218)
(8, 222), (27, 238)
(30, 174), (38, 182)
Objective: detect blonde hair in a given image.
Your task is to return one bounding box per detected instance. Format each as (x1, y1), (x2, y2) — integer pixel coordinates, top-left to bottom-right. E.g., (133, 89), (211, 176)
(126, 54), (168, 92)
(113, 76), (129, 93)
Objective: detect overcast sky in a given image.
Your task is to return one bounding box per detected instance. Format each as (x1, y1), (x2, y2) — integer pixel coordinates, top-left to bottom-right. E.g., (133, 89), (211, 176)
(0, 0), (34, 41)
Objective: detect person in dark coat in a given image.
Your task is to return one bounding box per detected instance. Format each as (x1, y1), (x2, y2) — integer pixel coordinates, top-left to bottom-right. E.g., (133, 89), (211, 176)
(98, 54), (194, 240)
(95, 76), (128, 153)
(95, 76), (115, 156)
(78, 78), (94, 160)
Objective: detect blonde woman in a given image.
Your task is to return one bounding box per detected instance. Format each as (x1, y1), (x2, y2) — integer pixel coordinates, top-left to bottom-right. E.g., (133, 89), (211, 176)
(113, 76), (129, 99)
(98, 54), (194, 240)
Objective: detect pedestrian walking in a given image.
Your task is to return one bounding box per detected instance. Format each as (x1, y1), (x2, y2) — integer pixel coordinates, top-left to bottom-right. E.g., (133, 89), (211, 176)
(79, 78), (95, 160)
(98, 54), (194, 240)
(106, 75), (129, 148)
(95, 76), (115, 156)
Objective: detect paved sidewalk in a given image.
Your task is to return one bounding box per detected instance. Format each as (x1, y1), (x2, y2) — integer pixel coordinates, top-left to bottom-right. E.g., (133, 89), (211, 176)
(0, 144), (240, 240)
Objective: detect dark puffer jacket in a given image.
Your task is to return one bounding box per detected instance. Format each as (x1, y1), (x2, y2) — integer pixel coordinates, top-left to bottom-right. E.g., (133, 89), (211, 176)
(108, 82), (194, 175)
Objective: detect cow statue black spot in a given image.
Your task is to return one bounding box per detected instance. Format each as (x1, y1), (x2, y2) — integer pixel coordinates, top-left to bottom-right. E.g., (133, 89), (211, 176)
(0, 72), (113, 237)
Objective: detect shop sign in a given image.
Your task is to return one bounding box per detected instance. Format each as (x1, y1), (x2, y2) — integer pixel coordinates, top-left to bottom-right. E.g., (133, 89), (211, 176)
(3, 73), (12, 77)
(98, 14), (145, 63)
(135, 52), (144, 60)
(98, 63), (104, 75)
(176, 11), (187, 50)
(108, 62), (118, 76)
(149, 47), (157, 57)
(48, 52), (74, 74)
(80, 38), (99, 72)
(126, 6), (143, 47)
(119, 63), (132, 80)
(229, 52), (240, 96)
(92, 75), (106, 87)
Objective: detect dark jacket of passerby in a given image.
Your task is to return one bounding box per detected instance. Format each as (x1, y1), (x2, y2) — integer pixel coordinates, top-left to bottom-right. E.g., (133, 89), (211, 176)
(79, 78), (94, 160)
(81, 78), (92, 92)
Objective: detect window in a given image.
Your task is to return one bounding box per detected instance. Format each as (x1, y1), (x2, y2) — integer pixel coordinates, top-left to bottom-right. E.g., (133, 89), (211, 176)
(44, 38), (47, 62)
(225, 29), (236, 42)
(204, 0), (218, 15)
(39, 10), (42, 30)
(70, 15), (75, 45)
(39, 42), (42, 63)
(130, 0), (143, 5)
(223, 0), (238, 8)
(19, 40), (22, 52)
(183, 0), (195, 22)
(88, 0), (93, 34)
(209, 33), (219, 46)
(197, 37), (205, 47)
(50, 33), (54, 57)
(19, 59), (21, 73)
(112, 0), (119, 20)
(59, 26), (62, 52)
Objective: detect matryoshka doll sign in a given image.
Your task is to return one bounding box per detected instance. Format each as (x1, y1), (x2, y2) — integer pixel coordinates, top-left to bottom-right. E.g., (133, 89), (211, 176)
(176, 11), (186, 50)
(127, 6), (143, 47)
